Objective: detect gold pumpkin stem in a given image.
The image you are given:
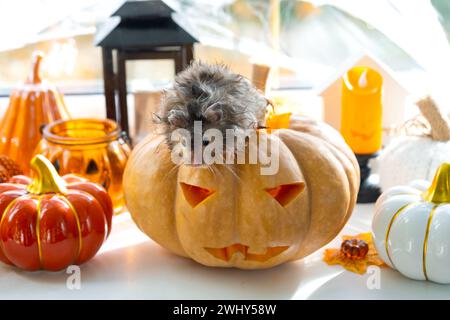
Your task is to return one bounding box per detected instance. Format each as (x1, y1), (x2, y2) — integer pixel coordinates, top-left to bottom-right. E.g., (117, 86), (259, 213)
(27, 155), (67, 194)
(422, 163), (450, 203)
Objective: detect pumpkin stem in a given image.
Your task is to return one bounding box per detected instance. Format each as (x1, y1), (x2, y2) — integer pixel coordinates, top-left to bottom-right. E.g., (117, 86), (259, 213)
(27, 155), (67, 194)
(422, 163), (450, 203)
(26, 51), (44, 84)
(416, 96), (450, 141)
(251, 63), (271, 94)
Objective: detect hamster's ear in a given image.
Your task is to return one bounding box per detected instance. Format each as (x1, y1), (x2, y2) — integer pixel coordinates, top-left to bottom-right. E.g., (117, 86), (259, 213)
(168, 109), (188, 128)
(203, 104), (223, 123)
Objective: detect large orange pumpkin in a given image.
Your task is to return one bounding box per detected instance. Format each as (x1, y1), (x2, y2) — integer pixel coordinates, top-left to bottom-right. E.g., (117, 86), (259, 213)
(123, 116), (359, 269)
(0, 52), (70, 173)
(0, 155), (113, 271)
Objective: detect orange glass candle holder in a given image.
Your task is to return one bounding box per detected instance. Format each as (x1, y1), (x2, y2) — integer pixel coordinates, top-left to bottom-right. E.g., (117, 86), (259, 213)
(340, 66), (383, 154)
(34, 118), (131, 214)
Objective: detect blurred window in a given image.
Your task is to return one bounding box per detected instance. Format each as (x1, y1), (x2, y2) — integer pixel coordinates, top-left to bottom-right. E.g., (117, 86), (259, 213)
(0, 0), (448, 99)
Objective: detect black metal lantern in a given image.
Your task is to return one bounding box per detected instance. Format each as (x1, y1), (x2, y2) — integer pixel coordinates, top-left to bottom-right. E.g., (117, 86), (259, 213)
(94, 0), (197, 137)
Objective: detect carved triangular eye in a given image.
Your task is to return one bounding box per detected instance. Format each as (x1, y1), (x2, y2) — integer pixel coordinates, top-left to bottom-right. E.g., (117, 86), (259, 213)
(180, 182), (215, 208)
(266, 182), (305, 207)
(86, 159), (99, 174)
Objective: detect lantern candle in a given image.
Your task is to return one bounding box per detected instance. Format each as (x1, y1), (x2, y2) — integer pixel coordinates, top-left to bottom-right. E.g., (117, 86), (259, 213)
(340, 66), (383, 154)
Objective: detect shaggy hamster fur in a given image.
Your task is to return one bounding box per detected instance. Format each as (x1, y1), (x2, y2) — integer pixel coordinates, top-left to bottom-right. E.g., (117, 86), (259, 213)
(158, 61), (269, 151)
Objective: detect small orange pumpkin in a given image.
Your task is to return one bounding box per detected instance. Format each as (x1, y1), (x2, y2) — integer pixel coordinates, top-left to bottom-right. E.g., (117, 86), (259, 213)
(124, 116), (359, 269)
(0, 52), (70, 173)
(0, 155), (113, 271)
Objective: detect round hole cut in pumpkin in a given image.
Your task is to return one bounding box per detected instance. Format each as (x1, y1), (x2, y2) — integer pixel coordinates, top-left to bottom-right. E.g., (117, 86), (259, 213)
(123, 116), (359, 269)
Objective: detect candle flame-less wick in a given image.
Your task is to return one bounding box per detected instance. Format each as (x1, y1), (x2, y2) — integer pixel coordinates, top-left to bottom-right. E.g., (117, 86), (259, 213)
(358, 70), (368, 88)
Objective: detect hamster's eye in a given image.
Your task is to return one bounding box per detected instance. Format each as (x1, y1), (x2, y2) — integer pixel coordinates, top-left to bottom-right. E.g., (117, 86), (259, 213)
(181, 137), (187, 146)
(202, 139), (210, 146)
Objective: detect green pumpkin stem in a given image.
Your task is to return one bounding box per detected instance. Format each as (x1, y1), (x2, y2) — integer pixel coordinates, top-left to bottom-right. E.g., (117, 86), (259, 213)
(422, 163), (450, 203)
(27, 155), (67, 194)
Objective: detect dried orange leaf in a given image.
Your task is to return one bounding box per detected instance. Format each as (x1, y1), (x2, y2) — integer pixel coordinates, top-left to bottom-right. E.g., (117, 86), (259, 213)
(323, 232), (387, 275)
(265, 112), (291, 132)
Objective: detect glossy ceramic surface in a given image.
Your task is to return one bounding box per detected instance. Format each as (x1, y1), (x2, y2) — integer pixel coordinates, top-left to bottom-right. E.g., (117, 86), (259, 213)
(372, 164), (450, 283)
(0, 155), (113, 271)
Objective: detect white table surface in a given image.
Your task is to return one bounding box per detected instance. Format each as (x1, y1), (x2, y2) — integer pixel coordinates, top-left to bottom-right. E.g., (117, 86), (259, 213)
(1, 203), (449, 300)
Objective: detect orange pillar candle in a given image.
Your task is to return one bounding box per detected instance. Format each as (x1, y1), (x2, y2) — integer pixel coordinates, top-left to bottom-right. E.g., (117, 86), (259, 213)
(340, 66), (383, 154)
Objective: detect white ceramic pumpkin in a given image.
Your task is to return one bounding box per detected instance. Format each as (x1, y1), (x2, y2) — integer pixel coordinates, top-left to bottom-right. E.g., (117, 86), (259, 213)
(372, 163), (450, 283)
(378, 96), (450, 191)
(378, 136), (450, 191)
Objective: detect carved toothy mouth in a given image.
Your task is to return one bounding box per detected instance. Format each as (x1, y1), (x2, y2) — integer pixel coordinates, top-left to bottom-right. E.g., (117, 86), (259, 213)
(205, 243), (289, 262)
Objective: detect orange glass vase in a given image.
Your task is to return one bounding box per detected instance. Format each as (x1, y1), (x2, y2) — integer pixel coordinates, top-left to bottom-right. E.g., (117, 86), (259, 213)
(34, 118), (131, 214)
(0, 51), (70, 173)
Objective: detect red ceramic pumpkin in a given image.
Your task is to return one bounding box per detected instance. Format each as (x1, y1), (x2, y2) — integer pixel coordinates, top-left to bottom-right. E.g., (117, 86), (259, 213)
(0, 155), (113, 271)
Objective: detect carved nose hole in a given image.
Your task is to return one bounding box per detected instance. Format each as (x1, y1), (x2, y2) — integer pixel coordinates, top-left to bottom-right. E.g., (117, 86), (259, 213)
(180, 182), (215, 208)
(265, 182), (305, 207)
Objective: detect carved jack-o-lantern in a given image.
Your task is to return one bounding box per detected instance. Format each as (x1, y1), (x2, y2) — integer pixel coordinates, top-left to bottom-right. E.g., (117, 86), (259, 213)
(123, 116), (359, 269)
